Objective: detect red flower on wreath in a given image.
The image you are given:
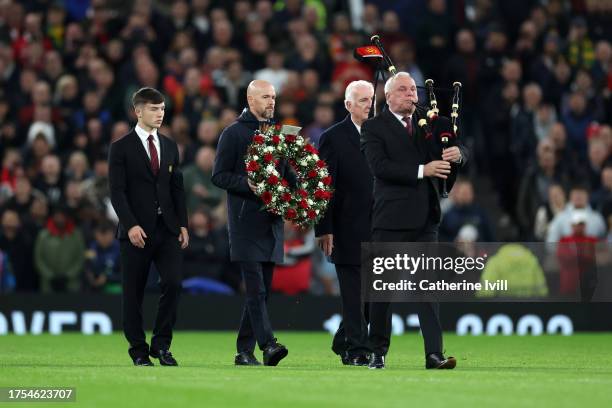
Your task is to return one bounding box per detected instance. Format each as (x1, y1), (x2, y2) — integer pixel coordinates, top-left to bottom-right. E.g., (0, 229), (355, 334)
(275, 124), (282, 131)
(307, 169), (318, 179)
(314, 189), (328, 200)
(286, 208), (297, 219)
(253, 135), (264, 144)
(285, 134), (296, 143)
(322, 176), (332, 185)
(267, 175), (279, 185)
(281, 179), (289, 187)
(304, 144), (318, 154)
(246, 161), (260, 172)
(299, 199), (309, 209)
(272, 135), (281, 145)
(316, 160), (326, 168)
(298, 189), (308, 198)
(264, 153), (274, 162)
(281, 192), (292, 202)
(261, 191), (272, 204)
(307, 210), (317, 219)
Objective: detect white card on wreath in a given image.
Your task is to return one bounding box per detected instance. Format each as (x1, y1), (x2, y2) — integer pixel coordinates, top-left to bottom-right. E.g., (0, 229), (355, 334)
(281, 125), (302, 135)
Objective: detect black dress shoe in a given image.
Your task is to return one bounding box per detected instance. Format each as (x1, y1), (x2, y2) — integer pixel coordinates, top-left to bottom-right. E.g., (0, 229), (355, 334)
(150, 349), (178, 366)
(347, 354), (369, 366)
(340, 353), (350, 365)
(426, 352), (457, 369)
(368, 353), (385, 369)
(262, 339), (288, 366)
(133, 356), (154, 366)
(235, 352), (262, 366)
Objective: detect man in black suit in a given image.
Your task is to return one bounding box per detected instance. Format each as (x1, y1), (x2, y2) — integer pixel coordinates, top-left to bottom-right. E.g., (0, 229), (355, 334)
(212, 80), (289, 367)
(109, 87), (189, 367)
(361, 72), (465, 370)
(315, 80), (374, 366)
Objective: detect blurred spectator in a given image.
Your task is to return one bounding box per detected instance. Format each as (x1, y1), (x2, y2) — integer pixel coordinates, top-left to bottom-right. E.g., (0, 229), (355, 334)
(182, 146), (225, 214)
(440, 179), (494, 242)
(586, 138), (610, 192)
(591, 165), (612, 219)
(34, 206), (85, 293)
(517, 138), (570, 239)
(0, 209), (36, 291)
(562, 91), (592, 160)
(546, 185), (606, 243)
(182, 207), (238, 292)
(534, 184), (567, 242)
(566, 16), (594, 70)
(254, 49), (288, 93)
(556, 210), (599, 300)
(304, 103), (335, 147)
(33, 154), (63, 206)
(84, 220), (121, 293)
(477, 243), (548, 298)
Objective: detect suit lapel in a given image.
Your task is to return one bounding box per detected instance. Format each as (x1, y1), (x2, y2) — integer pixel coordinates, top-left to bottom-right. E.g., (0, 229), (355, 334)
(382, 109), (412, 146)
(131, 131), (154, 177)
(158, 135), (167, 176)
(343, 116), (360, 150)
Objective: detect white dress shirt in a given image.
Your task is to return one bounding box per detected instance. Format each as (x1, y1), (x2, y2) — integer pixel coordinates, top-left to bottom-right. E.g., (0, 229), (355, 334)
(134, 124), (162, 214)
(135, 124), (161, 163)
(388, 109), (424, 179)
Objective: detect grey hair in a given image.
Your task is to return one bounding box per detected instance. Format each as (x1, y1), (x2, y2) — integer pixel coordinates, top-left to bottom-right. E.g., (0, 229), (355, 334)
(384, 72), (413, 94)
(344, 80), (375, 103)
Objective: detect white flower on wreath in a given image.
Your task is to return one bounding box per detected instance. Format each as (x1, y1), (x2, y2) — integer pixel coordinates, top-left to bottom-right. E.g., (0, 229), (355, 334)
(313, 154), (319, 161)
(253, 155), (259, 160)
(300, 160), (308, 166)
(317, 182), (323, 188)
(266, 164), (275, 174)
(265, 146), (274, 153)
(307, 199), (313, 205)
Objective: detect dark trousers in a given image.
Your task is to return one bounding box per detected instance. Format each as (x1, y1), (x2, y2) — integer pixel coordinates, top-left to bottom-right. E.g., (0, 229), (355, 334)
(236, 261), (275, 352)
(368, 223), (443, 356)
(120, 216), (182, 360)
(331, 264), (370, 357)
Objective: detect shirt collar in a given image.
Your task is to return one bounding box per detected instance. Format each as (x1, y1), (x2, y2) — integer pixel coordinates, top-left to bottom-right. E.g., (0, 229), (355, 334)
(389, 109), (411, 124)
(350, 116), (361, 134)
(135, 124), (158, 142)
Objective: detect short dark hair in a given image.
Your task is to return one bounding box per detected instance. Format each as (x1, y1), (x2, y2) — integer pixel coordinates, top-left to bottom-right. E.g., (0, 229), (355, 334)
(132, 87), (164, 107)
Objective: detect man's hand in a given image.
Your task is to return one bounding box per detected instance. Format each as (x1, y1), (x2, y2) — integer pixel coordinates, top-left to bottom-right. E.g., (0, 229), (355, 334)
(178, 227), (189, 249)
(128, 225), (147, 248)
(316, 234), (334, 256)
(247, 179), (257, 193)
(424, 160), (451, 179)
(442, 146), (462, 163)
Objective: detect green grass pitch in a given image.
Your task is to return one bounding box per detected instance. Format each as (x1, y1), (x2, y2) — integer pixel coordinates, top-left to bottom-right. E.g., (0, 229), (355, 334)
(1, 332), (611, 407)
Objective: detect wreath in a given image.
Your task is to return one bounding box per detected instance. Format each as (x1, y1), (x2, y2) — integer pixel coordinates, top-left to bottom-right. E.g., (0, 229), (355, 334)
(244, 124), (333, 228)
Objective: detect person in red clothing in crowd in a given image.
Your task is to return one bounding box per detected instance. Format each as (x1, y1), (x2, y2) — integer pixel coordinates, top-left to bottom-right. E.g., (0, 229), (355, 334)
(272, 221), (314, 295)
(557, 209), (599, 301)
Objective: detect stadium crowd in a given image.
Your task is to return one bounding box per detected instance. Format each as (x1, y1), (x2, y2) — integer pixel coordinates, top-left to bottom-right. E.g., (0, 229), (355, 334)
(0, 0), (610, 294)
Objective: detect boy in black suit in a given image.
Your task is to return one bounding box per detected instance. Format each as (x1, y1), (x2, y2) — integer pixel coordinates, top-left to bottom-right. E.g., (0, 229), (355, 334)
(109, 87), (189, 366)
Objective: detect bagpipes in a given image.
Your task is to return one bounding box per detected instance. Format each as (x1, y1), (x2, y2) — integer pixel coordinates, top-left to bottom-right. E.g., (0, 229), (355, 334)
(354, 35), (462, 198)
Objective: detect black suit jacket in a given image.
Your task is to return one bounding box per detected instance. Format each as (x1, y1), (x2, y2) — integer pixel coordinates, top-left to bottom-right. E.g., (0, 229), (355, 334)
(109, 130), (188, 239)
(211, 108), (294, 264)
(360, 109), (465, 231)
(314, 115), (373, 265)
